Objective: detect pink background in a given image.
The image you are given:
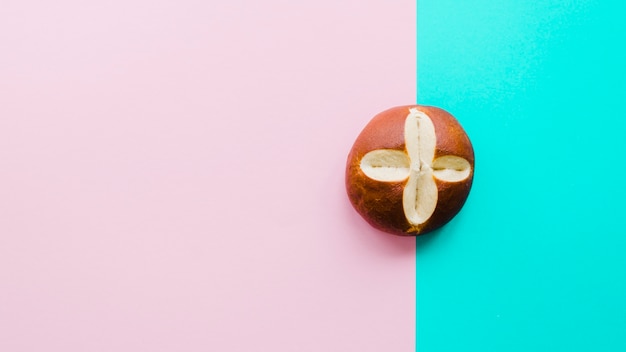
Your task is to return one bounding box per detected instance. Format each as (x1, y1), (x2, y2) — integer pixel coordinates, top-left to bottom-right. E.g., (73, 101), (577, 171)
(0, 1), (416, 350)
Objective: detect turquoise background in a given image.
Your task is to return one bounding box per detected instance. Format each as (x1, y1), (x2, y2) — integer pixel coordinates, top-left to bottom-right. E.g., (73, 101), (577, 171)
(417, 1), (626, 351)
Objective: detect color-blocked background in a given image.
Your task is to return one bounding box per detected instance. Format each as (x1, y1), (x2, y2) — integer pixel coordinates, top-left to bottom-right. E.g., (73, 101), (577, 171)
(0, 1), (415, 351)
(417, 1), (626, 350)
(3, 2), (623, 351)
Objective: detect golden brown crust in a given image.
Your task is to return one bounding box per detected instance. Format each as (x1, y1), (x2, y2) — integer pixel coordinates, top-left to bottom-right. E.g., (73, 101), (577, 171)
(345, 105), (474, 236)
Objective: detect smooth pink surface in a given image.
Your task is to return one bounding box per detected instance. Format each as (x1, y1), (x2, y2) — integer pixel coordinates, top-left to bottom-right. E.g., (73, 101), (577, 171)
(0, 1), (416, 350)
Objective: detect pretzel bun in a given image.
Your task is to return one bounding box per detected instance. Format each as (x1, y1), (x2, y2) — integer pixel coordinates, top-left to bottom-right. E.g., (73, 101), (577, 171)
(345, 105), (475, 236)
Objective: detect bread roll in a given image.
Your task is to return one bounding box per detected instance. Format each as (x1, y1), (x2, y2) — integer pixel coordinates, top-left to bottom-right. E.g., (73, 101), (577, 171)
(345, 105), (475, 236)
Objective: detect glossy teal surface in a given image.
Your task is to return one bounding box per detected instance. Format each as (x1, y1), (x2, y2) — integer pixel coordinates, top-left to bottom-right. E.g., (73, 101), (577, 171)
(417, 1), (626, 350)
